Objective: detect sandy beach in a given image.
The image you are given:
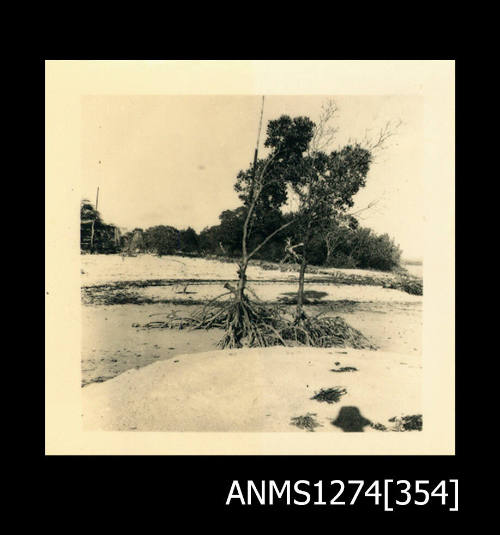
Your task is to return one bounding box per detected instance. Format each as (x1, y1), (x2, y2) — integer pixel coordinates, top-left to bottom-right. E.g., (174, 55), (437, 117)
(83, 346), (421, 432)
(81, 254), (422, 432)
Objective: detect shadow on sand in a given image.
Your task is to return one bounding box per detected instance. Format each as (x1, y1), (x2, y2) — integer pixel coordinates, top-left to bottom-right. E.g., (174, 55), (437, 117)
(331, 406), (372, 432)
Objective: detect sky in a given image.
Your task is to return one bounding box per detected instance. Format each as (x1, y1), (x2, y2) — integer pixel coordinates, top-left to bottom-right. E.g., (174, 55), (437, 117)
(82, 95), (423, 259)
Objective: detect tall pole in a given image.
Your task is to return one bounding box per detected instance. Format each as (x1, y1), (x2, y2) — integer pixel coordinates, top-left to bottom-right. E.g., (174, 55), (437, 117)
(95, 186), (100, 211)
(252, 96), (265, 176)
(248, 96), (265, 208)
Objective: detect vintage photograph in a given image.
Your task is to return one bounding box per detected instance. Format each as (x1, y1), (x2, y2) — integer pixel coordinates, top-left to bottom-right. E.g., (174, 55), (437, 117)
(79, 93), (425, 433)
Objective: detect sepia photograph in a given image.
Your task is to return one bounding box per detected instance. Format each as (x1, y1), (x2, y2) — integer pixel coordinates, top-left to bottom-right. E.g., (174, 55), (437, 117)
(45, 61), (454, 454)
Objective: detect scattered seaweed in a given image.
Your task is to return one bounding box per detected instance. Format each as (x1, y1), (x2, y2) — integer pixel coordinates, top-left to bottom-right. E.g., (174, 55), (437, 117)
(330, 366), (358, 373)
(290, 413), (322, 432)
(388, 414), (423, 431)
(370, 422), (388, 431)
(311, 387), (347, 404)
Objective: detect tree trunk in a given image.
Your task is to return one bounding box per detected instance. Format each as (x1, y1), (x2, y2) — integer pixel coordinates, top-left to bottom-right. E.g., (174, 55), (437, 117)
(325, 237), (331, 264)
(295, 224), (312, 322)
(295, 254), (308, 322)
(237, 260), (248, 303)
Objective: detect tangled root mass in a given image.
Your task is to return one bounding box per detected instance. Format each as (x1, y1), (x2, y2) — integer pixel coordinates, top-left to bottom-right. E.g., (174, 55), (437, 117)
(140, 291), (375, 350)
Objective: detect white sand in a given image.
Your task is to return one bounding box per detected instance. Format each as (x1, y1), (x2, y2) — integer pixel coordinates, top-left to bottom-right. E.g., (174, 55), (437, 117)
(81, 254), (398, 286)
(81, 254), (421, 304)
(138, 281), (422, 304)
(82, 346), (421, 432)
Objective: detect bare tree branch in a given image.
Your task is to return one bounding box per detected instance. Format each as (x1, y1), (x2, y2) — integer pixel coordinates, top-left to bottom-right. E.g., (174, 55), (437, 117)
(348, 199), (380, 218)
(247, 219), (296, 261)
(359, 118), (403, 154)
(241, 149), (279, 262)
(309, 99), (339, 154)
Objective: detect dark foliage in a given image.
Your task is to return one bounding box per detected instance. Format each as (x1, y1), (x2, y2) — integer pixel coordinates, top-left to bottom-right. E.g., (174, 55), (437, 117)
(195, 214), (402, 272)
(179, 227), (200, 253)
(142, 225), (178, 256)
(80, 200), (120, 254)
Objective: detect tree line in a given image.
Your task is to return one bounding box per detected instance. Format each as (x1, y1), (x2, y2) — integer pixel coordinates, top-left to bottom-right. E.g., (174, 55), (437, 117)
(82, 205), (401, 272)
(83, 207), (401, 274)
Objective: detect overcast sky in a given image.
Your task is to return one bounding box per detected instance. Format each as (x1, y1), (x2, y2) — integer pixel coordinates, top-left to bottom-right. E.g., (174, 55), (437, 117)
(82, 95), (423, 259)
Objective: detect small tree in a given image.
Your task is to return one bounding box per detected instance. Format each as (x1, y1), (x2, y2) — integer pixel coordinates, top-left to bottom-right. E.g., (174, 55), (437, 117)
(177, 114), (316, 348)
(289, 102), (401, 322)
(292, 145), (373, 321)
(230, 115), (315, 304)
(143, 225), (178, 256)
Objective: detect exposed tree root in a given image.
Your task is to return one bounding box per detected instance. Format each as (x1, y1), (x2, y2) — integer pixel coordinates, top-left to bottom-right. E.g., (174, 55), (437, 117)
(138, 292), (375, 350)
(281, 315), (376, 349)
(201, 296), (288, 349)
(139, 293), (288, 349)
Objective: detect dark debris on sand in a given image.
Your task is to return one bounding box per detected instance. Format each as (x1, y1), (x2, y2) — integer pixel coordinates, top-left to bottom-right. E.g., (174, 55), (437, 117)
(389, 414), (423, 431)
(290, 413), (323, 432)
(311, 387), (347, 404)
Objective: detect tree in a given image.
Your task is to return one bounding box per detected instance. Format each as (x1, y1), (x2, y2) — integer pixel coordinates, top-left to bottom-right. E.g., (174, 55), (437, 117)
(179, 227), (199, 254)
(291, 144), (372, 321)
(143, 225), (178, 256)
(350, 229), (402, 271)
(218, 208), (245, 256)
(199, 225), (221, 255)
(229, 115), (315, 304)
(289, 101), (400, 322)
(324, 215), (359, 265)
(81, 199), (120, 254)
(80, 199), (102, 224)
(182, 113), (316, 348)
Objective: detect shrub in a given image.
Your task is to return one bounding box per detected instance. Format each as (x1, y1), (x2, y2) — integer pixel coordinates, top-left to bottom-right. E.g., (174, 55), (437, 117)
(353, 230), (402, 271)
(143, 225), (178, 256)
(326, 252), (358, 269)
